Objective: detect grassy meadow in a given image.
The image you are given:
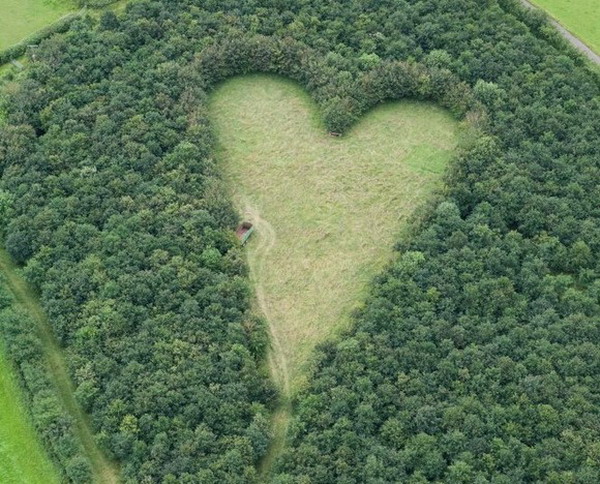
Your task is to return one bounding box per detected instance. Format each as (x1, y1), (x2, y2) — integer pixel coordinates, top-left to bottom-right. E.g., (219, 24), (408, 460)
(530, 0), (600, 53)
(0, 0), (77, 49)
(210, 75), (459, 393)
(0, 344), (60, 484)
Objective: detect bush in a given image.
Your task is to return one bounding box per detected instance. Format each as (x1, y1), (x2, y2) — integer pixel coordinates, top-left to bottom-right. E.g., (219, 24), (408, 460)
(76, 0), (116, 7)
(0, 284), (92, 483)
(0, 13), (80, 66)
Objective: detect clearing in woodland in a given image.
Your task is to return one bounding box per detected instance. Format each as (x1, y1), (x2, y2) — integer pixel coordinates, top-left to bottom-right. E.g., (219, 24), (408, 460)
(210, 74), (458, 395)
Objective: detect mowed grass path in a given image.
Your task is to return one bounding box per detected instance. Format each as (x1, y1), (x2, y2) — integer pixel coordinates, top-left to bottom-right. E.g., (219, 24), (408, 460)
(0, 345), (60, 483)
(0, 250), (119, 483)
(210, 75), (458, 393)
(530, 0), (600, 54)
(0, 0), (76, 49)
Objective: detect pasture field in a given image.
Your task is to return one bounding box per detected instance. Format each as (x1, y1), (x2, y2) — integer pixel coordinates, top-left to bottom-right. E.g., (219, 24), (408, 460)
(0, 0), (76, 50)
(0, 342), (60, 484)
(530, 0), (600, 53)
(210, 75), (459, 393)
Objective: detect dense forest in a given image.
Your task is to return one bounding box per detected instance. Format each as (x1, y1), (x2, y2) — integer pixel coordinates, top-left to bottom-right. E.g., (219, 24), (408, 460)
(1, 0), (600, 482)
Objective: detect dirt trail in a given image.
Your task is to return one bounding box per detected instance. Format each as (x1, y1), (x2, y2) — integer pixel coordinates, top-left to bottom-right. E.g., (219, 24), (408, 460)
(245, 206), (290, 395)
(517, 0), (600, 65)
(0, 250), (119, 484)
(240, 204), (292, 481)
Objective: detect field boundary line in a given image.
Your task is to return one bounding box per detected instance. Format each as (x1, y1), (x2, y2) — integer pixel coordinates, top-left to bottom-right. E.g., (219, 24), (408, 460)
(0, 249), (119, 484)
(517, 0), (600, 65)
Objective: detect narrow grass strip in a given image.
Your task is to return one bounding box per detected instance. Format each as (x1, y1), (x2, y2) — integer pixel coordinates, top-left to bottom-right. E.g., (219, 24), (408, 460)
(0, 344), (61, 484)
(0, 249), (119, 484)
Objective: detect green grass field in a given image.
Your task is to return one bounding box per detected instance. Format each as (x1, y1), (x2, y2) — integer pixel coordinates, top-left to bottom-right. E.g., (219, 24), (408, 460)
(0, 344), (60, 484)
(0, 250), (119, 484)
(0, 0), (77, 49)
(530, 0), (600, 53)
(210, 75), (459, 393)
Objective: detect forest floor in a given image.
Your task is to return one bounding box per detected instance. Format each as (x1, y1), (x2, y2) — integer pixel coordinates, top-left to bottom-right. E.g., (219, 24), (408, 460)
(0, 250), (119, 484)
(209, 74), (459, 477)
(521, 0), (600, 65)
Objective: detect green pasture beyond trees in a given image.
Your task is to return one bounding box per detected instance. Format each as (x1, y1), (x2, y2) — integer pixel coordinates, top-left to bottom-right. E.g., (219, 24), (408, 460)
(0, 344), (60, 484)
(211, 75), (459, 392)
(531, 0), (600, 53)
(0, 249), (118, 483)
(0, 0), (75, 49)
(0, 0), (125, 52)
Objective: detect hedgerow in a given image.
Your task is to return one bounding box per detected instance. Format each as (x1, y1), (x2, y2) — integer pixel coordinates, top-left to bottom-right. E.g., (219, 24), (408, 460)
(0, 13), (80, 66)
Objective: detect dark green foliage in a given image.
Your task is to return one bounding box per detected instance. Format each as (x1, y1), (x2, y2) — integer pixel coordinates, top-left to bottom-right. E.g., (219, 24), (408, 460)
(496, 0), (592, 68)
(1, 0), (600, 482)
(0, 283), (92, 483)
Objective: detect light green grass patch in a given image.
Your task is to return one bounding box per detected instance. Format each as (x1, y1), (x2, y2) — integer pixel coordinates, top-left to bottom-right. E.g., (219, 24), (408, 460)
(530, 0), (600, 54)
(0, 0), (77, 50)
(0, 343), (60, 484)
(210, 75), (459, 393)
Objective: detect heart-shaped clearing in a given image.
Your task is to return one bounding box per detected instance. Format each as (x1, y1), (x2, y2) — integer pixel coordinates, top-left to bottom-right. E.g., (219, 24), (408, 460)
(210, 74), (458, 394)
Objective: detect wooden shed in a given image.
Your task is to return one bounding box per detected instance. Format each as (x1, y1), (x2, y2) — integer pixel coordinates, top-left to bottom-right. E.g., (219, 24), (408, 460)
(235, 221), (254, 245)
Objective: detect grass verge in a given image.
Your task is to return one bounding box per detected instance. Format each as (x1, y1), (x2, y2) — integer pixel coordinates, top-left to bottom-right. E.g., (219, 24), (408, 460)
(0, 249), (119, 483)
(0, 343), (61, 484)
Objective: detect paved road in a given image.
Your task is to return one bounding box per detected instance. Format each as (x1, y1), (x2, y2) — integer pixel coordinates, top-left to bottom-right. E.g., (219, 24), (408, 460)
(518, 0), (600, 65)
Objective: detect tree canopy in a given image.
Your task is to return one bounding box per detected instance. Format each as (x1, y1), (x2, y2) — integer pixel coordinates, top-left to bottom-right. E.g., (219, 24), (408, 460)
(1, 0), (600, 482)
